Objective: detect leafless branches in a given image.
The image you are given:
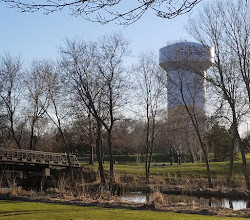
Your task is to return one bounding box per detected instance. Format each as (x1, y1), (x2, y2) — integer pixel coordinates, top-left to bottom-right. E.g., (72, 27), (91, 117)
(135, 51), (166, 182)
(60, 33), (129, 185)
(187, 0), (250, 189)
(0, 54), (23, 149)
(1, 0), (202, 24)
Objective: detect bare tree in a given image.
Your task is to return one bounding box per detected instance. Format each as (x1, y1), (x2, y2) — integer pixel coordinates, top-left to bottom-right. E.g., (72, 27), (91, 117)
(25, 61), (50, 150)
(136, 51), (166, 183)
(86, 111), (95, 164)
(0, 54), (24, 149)
(164, 68), (212, 187)
(220, 1), (250, 104)
(222, 3), (250, 188)
(70, 98), (97, 165)
(0, 102), (7, 147)
(60, 34), (129, 185)
(96, 34), (129, 185)
(187, 0), (250, 189)
(1, 0), (202, 24)
(41, 62), (76, 177)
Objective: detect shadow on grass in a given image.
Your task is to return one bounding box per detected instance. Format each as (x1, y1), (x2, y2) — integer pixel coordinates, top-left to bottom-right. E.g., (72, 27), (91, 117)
(0, 209), (82, 217)
(0, 201), (19, 204)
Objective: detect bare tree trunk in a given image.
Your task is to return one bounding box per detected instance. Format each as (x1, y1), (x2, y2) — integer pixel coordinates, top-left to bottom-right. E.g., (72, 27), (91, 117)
(100, 137), (104, 163)
(10, 116), (22, 149)
(107, 129), (114, 184)
(231, 105), (250, 190)
(29, 121), (35, 150)
(202, 144), (212, 188)
(57, 127), (73, 180)
(145, 103), (150, 183)
(87, 112), (94, 164)
(227, 135), (236, 187)
(2, 95), (23, 149)
(96, 120), (105, 185)
(235, 128), (249, 190)
(184, 105), (212, 188)
(146, 117), (156, 183)
(147, 140), (154, 181)
(238, 139), (249, 190)
(89, 145), (94, 164)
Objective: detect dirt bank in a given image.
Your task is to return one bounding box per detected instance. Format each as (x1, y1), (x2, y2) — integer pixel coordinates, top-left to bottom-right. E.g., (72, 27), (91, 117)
(0, 189), (250, 218)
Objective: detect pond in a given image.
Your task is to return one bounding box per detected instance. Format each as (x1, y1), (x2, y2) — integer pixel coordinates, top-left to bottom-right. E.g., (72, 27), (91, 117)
(121, 192), (250, 210)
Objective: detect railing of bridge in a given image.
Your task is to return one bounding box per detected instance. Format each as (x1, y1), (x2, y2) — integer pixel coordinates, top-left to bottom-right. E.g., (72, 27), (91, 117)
(0, 148), (80, 167)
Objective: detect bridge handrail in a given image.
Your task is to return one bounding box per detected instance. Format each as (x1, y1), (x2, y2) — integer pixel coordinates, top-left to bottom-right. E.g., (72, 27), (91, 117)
(0, 148), (80, 167)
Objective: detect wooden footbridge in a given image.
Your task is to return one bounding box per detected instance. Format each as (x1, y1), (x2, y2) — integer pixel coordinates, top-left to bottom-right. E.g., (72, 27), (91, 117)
(0, 148), (81, 189)
(0, 148), (80, 175)
(0, 148), (80, 167)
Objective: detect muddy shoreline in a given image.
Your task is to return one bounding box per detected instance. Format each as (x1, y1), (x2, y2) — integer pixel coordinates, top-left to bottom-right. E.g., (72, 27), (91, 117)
(111, 182), (250, 201)
(159, 186), (250, 201)
(1, 187), (250, 218)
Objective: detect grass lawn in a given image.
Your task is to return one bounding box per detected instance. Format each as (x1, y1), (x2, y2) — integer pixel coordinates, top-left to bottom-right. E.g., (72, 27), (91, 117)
(83, 153), (250, 179)
(0, 200), (246, 220)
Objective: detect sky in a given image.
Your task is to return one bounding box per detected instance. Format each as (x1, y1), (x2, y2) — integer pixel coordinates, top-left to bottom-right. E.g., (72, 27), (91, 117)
(0, 1), (212, 65)
(1, 0), (248, 135)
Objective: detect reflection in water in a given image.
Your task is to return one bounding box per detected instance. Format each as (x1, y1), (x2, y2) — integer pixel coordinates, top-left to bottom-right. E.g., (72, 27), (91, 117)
(121, 192), (147, 203)
(121, 192), (250, 210)
(229, 200), (233, 209)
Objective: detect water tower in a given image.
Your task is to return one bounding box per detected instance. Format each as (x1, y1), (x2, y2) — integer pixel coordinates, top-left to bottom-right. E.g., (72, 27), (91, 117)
(159, 42), (214, 158)
(159, 42), (214, 114)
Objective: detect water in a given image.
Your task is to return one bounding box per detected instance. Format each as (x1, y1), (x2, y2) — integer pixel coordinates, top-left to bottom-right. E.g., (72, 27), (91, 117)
(121, 192), (250, 210)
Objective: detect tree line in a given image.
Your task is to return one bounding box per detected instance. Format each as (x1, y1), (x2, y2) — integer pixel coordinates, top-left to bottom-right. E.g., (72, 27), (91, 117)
(0, 0), (249, 189)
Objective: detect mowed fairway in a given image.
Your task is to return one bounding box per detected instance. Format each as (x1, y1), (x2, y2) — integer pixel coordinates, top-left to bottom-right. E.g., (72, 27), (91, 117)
(0, 200), (246, 220)
(83, 154), (250, 179)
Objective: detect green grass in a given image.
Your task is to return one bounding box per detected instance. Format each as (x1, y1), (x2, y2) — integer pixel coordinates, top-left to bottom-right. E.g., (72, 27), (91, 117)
(83, 153), (250, 179)
(110, 161), (247, 178)
(0, 200), (245, 220)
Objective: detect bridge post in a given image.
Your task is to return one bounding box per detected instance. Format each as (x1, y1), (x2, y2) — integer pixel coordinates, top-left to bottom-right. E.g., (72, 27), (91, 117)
(43, 168), (50, 177)
(40, 168), (50, 192)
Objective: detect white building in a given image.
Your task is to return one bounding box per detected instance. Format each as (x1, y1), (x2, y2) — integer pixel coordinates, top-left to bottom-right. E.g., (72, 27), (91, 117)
(159, 42), (214, 112)
(159, 42), (214, 158)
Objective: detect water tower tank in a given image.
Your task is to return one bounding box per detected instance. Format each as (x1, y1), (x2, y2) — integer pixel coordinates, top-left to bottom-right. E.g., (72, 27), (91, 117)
(159, 42), (214, 110)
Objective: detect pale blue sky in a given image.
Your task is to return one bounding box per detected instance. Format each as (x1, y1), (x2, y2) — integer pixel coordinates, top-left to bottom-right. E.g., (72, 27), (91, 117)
(0, 1), (212, 64)
(2, 0), (248, 134)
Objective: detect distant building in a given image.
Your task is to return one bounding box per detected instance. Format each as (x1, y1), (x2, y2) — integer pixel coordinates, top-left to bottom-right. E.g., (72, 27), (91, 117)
(159, 42), (214, 159)
(159, 41), (214, 112)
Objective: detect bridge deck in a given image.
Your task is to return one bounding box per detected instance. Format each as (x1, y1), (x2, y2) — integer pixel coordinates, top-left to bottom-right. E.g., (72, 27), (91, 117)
(0, 148), (80, 168)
